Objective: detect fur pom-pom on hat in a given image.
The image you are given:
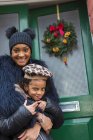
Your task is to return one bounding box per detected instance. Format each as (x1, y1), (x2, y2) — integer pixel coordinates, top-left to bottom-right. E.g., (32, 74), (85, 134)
(6, 26), (35, 52)
(6, 26), (18, 39)
(23, 28), (35, 40)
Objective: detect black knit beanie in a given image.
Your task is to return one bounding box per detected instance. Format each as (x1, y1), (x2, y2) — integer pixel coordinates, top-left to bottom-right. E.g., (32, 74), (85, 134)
(6, 26), (35, 52)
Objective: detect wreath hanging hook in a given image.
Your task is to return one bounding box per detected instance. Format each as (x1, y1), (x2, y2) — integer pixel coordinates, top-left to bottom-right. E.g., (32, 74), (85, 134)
(42, 4), (77, 65)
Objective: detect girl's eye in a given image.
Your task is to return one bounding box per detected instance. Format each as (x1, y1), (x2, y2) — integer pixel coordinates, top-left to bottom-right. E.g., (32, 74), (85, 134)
(33, 88), (38, 91)
(42, 88), (45, 91)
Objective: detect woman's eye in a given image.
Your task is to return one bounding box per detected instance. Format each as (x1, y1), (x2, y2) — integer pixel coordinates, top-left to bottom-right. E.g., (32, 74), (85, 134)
(13, 49), (19, 53)
(24, 48), (29, 52)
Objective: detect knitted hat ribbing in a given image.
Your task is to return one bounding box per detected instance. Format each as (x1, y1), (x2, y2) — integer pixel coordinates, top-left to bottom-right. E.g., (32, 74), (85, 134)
(6, 26), (35, 51)
(9, 32), (32, 50)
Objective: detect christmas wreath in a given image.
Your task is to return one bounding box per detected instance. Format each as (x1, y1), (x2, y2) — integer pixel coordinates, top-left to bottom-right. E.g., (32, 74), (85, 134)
(42, 20), (77, 63)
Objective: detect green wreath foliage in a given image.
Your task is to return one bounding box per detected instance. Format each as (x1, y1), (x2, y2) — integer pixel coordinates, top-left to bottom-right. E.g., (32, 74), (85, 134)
(42, 20), (77, 58)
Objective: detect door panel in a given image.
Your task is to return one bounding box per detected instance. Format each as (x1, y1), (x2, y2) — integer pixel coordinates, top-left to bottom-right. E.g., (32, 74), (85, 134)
(29, 1), (93, 140)
(52, 118), (90, 140)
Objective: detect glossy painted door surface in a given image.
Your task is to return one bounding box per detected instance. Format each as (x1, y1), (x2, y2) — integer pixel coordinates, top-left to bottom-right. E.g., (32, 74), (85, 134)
(29, 0), (93, 140)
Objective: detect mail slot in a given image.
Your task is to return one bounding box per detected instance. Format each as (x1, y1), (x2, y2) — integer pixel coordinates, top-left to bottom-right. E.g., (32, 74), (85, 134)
(59, 101), (80, 112)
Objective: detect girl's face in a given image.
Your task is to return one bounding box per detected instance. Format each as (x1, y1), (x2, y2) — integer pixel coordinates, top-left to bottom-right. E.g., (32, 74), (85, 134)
(11, 44), (31, 67)
(27, 79), (46, 101)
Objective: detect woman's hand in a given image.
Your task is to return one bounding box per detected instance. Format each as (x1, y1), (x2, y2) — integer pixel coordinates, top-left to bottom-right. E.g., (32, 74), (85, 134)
(24, 100), (38, 115)
(37, 113), (53, 134)
(37, 100), (47, 111)
(18, 122), (41, 140)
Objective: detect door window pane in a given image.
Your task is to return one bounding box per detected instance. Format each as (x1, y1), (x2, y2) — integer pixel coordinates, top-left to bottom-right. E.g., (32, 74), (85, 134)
(38, 10), (88, 98)
(0, 13), (19, 55)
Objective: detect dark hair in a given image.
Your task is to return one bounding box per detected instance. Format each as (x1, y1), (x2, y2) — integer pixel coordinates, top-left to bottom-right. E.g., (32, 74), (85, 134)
(19, 78), (31, 94)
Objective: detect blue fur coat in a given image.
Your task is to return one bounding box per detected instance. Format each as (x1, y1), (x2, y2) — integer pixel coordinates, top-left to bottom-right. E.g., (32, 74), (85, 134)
(0, 55), (64, 139)
(0, 55), (59, 117)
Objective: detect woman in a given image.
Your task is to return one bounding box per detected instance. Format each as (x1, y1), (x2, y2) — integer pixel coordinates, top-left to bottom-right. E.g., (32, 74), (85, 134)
(0, 27), (64, 140)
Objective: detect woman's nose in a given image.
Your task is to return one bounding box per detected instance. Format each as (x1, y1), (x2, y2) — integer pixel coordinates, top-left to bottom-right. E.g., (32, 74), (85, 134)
(18, 52), (24, 57)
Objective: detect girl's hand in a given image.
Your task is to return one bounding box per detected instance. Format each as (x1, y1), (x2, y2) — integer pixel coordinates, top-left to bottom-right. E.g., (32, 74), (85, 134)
(37, 113), (53, 134)
(18, 122), (41, 140)
(37, 100), (47, 111)
(24, 100), (38, 115)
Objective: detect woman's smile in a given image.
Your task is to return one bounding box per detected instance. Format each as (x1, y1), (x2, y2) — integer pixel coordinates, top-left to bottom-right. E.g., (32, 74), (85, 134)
(11, 44), (31, 67)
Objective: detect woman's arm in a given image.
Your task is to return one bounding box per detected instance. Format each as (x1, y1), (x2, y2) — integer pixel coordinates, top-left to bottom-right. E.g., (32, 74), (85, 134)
(44, 97), (64, 129)
(36, 98), (64, 129)
(36, 113), (53, 134)
(0, 101), (39, 136)
(18, 122), (41, 140)
(18, 114), (53, 140)
(0, 105), (32, 136)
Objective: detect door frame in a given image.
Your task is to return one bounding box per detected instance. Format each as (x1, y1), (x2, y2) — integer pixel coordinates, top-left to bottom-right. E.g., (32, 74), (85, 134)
(0, 4), (29, 31)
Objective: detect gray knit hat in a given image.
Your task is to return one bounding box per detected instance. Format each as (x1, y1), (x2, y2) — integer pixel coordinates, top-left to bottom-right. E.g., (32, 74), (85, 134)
(6, 26), (35, 51)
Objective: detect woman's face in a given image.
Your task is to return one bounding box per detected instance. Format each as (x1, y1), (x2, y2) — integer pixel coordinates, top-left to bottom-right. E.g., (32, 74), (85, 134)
(11, 44), (31, 67)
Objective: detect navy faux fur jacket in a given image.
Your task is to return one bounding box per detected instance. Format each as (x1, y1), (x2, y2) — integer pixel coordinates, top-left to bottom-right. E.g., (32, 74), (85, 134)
(0, 55), (64, 138)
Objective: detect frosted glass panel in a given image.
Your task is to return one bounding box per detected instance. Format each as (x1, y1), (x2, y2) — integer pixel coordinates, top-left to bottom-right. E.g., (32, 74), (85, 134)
(0, 14), (19, 55)
(38, 10), (88, 98)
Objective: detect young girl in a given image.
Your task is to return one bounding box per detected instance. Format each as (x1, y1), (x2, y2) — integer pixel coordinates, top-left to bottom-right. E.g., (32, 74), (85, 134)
(15, 63), (63, 140)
